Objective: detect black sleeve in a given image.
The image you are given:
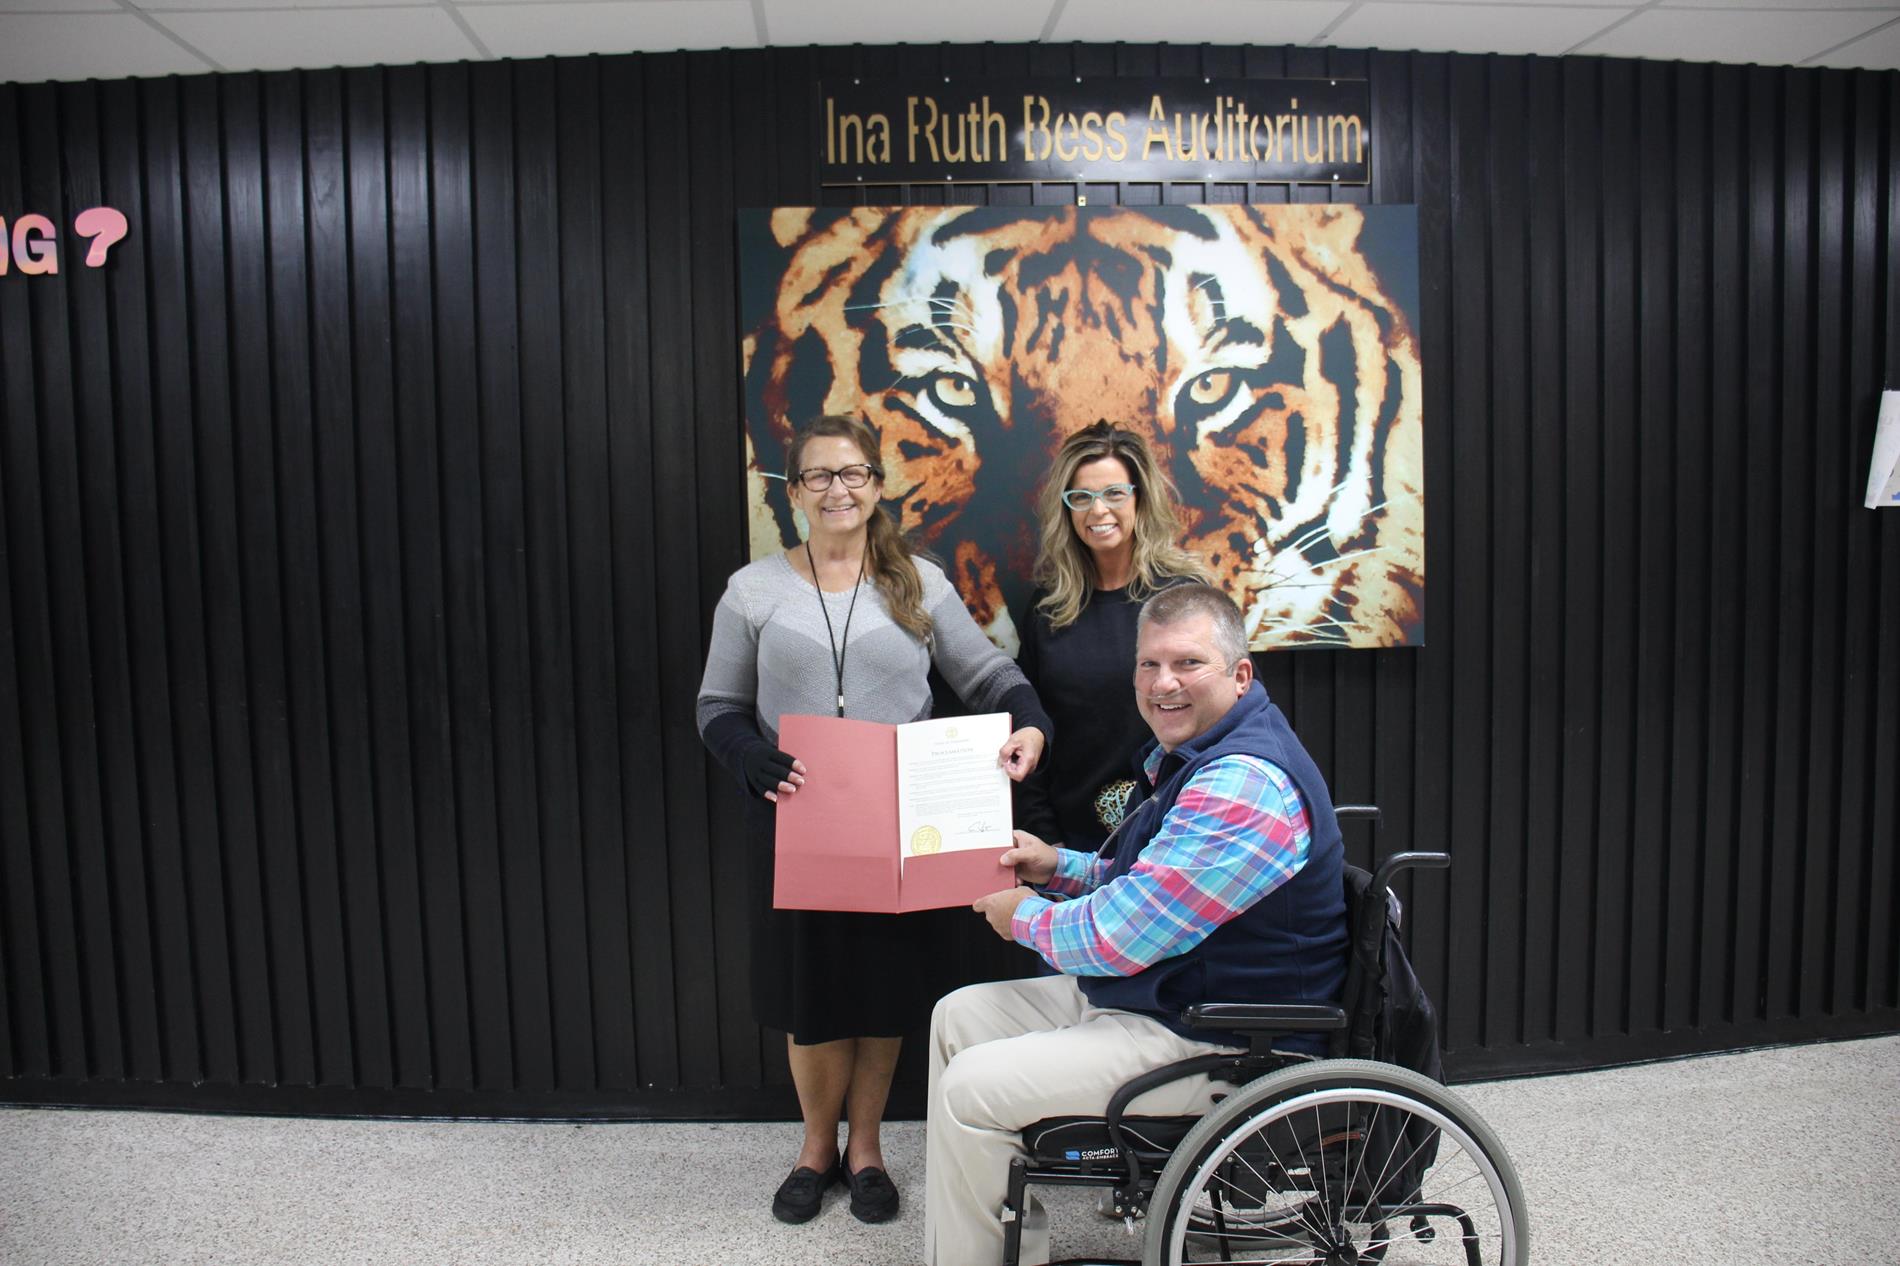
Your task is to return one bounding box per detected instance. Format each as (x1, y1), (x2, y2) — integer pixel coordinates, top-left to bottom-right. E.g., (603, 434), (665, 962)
(1015, 596), (1043, 690)
(702, 710), (770, 797)
(999, 680), (1053, 748)
(1008, 606), (1062, 840)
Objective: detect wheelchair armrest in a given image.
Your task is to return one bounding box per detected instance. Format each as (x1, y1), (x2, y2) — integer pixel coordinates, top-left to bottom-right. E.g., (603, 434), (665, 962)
(1181, 1003), (1348, 1033)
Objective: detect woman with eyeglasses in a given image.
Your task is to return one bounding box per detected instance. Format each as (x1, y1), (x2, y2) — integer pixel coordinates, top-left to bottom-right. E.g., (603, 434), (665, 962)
(1016, 420), (1210, 854)
(697, 414), (1051, 1228)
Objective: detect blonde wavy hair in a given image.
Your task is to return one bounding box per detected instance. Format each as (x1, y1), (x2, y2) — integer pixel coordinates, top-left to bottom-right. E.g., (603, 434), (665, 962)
(787, 415), (932, 641)
(1033, 421), (1209, 631)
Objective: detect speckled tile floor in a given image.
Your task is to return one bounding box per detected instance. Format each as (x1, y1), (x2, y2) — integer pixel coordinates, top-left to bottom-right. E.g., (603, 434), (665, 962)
(1, 1035), (1894, 1265)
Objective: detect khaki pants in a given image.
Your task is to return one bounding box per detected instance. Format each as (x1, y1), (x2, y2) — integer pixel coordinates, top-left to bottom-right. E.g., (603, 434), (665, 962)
(923, 975), (1238, 1266)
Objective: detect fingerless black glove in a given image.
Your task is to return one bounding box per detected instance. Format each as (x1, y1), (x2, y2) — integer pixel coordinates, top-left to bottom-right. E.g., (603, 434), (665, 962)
(738, 743), (796, 799)
(703, 711), (799, 800)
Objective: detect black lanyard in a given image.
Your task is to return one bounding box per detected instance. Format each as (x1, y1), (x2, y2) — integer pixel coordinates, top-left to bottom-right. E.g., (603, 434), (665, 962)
(805, 541), (865, 717)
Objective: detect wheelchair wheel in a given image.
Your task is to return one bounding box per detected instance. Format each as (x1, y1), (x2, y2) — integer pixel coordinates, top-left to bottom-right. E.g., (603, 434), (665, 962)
(1142, 1059), (1527, 1266)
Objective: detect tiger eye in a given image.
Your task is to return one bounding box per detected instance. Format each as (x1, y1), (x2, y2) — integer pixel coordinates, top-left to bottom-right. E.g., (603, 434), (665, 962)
(1188, 371), (1232, 406)
(933, 373), (979, 409)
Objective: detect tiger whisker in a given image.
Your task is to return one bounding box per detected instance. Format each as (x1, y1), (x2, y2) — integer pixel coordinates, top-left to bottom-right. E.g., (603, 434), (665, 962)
(1305, 476), (1366, 505)
(891, 325), (981, 349)
(1254, 614), (1354, 642)
(1259, 548), (1386, 588)
(1323, 491), (1391, 520)
(1260, 624), (1352, 642)
(844, 296), (982, 339)
(1281, 520), (1340, 556)
(1277, 506), (1392, 559)
(1314, 546), (1387, 568)
(1250, 546), (1389, 605)
(1277, 518), (1351, 558)
(924, 303), (980, 333)
(938, 291), (980, 325)
(1252, 617), (1331, 640)
(1258, 492), (1387, 559)
(843, 298), (934, 313)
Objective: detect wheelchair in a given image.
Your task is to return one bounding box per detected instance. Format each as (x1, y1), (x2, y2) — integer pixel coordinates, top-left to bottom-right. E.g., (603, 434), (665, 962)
(1000, 808), (1529, 1266)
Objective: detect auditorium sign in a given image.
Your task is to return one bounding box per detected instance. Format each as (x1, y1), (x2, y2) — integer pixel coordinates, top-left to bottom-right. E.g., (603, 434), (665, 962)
(820, 78), (1370, 186)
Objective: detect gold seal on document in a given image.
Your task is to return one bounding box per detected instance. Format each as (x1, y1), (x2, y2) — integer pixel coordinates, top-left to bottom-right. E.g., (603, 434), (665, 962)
(910, 826), (943, 855)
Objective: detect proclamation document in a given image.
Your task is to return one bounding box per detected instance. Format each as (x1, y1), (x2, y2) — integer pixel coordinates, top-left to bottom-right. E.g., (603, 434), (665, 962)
(895, 713), (1014, 863)
(775, 711), (1017, 911)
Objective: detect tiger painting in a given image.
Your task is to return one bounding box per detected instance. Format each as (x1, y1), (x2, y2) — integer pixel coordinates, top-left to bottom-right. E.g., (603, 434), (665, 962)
(737, 203), (1424, 653)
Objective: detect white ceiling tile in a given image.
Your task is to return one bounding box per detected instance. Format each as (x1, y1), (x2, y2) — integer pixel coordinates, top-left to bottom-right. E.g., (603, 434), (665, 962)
(151, 5), (479, 70)
(136, 0), (427, 10)
(460, 1), (757, 55)
(1050, 0), (1348, 45)
(762, 0), (1049, 45)
(5, 0), (1898, 87)
(1805, 15), (1900, 65)
(1326, 2), (1624, 55)
(1048, 0), (1345, 45)
(0, 12), (211, 81)
(1360, 0), (1629, 7)
(1656, 0), (1897, 9)
(0, 0), (119, 12)
(1575, 6), (1893, 61)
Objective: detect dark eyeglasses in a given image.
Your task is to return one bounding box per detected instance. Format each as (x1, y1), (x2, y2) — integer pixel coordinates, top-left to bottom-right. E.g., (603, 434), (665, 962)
(1061, 483), (1135, 511)
(796, 464), (879, 492)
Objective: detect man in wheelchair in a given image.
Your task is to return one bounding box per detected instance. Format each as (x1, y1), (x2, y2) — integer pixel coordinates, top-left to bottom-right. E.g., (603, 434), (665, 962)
(924, 583), (1352, 1266)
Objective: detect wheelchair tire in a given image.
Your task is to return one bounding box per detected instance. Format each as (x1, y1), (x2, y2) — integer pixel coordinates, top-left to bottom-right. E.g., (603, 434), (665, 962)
(1142, 1059), (1527, 1266)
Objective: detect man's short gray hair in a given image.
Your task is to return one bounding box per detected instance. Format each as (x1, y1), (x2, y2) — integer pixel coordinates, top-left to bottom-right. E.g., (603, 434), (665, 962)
(1138, 583), (1248, 669)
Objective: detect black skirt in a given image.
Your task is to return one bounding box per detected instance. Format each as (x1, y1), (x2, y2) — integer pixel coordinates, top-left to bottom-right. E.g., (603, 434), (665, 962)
(744, 795), (947, 1044)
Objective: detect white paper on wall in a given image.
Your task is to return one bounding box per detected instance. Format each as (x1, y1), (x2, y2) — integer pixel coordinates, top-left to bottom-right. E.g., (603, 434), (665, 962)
(1869, 390), (1900, 509)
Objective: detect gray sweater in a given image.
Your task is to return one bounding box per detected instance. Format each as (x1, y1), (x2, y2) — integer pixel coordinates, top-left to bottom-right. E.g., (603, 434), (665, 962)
(697, 552), (1035, 745)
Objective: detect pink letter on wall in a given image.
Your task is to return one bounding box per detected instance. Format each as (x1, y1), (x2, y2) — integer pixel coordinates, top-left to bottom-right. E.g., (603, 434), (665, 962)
(12, 214), (57, 275)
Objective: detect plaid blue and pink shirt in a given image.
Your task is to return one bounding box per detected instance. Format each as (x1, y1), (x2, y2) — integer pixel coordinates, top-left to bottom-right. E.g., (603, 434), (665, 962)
(1010, 747), (1313, 977)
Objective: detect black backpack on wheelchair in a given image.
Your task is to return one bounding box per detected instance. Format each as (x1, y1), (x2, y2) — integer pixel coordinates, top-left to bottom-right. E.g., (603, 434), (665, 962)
(1004, 809), (1527, 1266)
(1320, 853), (1446, 1213)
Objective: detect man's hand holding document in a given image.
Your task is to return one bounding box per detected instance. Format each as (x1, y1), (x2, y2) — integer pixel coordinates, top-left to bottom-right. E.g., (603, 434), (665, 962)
(774, 712), (1018, 912)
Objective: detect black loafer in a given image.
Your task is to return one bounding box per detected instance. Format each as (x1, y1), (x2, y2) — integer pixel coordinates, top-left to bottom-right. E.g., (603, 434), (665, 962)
(771, 1162), (842, 1224)
(845, 1164), (900, 1223)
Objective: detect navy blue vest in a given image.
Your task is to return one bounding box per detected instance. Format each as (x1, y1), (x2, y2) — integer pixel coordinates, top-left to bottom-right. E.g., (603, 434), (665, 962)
(1079, 681), (1348, 1050)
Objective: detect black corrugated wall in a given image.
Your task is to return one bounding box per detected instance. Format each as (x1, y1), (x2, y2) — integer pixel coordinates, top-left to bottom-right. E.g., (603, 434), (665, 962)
(1, 42), (1895, 1118)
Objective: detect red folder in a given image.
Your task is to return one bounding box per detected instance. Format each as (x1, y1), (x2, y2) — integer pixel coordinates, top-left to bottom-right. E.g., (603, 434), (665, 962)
(773, 713), (1016, 912)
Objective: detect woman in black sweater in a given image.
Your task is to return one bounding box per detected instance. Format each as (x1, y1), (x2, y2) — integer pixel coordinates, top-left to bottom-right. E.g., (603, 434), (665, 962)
(1015, 421), (1211, 851)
